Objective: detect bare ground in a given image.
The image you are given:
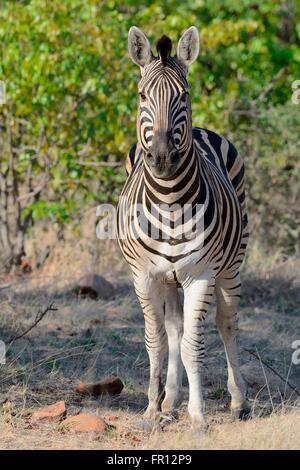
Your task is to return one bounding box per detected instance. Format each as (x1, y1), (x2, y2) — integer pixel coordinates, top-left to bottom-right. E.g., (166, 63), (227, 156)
(0, 230), (300, 450)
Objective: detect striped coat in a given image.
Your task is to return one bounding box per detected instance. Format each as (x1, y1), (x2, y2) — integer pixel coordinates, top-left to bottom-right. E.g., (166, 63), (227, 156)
(117, 26), (250, 431)
(120, 127), (248, 281)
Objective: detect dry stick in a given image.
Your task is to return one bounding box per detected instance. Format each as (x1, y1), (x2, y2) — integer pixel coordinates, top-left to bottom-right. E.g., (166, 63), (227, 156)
(17, 176), (49, 203)
(235, 67), (287, 118)
(251, 66), (287, 107)
(8, 303), (58, 346)
(284, 358), (294, 400)
(0, 171), (13, 258)
(255, 347), (274, 412)
(18, 128), (48, 204)
(77, 160), (122, 168)
(243, 347), (300, 397)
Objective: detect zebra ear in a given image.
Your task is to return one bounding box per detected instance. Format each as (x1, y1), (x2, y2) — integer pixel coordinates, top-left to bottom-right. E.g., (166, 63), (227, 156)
(128, 26), (152, 68)
(177, 26), (200, 69)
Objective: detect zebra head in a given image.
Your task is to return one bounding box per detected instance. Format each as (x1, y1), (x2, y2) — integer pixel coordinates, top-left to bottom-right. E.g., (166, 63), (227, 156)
(128, 26), (200, 179)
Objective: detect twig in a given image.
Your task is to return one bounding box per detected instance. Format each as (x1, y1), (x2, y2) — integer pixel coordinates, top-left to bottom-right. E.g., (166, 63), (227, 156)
(78, 160), (122, 168)
(284, 358), (294, 399)
(8, 303), (58, 345)
(251, 67), (287, 107)
(0, 170), (12, 257)
(234, 67), (287, 118)
(17, 175), (49, 202)
(255, 347), (274, 411)
(243, 347), (300, 397)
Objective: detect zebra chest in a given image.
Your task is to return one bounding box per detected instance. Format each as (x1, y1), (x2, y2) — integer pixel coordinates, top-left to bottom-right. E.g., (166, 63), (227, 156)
(129, 235), (220, 286)
(117, 198), (225, 283)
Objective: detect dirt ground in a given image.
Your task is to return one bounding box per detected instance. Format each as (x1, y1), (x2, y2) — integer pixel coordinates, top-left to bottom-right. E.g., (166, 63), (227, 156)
(0, 227), (300, 450)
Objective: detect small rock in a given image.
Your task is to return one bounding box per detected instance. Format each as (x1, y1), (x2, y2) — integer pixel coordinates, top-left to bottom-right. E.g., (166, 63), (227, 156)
(62, 414), (107, 434)
(74, 376), (124, 397)
(20, 258), (32, 273)
(32, 400), (66, 421)
(106, 415), (119, 422)
(89, 319), (102, 326)
(74, 274), (115, 300)
(20, 408), (33, 418)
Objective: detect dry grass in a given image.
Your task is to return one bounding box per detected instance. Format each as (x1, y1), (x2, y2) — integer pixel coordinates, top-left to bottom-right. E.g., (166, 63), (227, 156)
(1, 407), (299, 450)
(0, 221), (300, 450)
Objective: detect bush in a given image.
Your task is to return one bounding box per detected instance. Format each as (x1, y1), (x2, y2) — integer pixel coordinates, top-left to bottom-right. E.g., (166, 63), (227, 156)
(0, 0), (299, 266)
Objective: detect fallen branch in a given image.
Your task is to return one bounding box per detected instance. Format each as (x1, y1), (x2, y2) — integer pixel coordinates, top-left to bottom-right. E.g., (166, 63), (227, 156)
(8, 302), (58, 345)
(243, 347), (300, 397)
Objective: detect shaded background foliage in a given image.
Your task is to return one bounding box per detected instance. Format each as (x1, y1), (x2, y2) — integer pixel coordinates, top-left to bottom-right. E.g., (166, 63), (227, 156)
(0, 0), (299, 268)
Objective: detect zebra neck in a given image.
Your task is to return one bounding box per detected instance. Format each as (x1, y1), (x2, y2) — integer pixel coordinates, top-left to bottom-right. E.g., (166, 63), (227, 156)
(143, 142), (200, 206)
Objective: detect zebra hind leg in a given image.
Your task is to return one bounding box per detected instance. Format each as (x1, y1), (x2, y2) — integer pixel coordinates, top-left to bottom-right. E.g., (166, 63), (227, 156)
(215, 272), (250, 420)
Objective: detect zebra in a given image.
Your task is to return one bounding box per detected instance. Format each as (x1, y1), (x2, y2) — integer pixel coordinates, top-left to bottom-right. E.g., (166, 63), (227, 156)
(116, 26), (250, 432)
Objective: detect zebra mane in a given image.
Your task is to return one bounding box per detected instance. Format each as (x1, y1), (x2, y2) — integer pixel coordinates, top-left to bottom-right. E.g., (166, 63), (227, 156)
(156, 35), (172, 65)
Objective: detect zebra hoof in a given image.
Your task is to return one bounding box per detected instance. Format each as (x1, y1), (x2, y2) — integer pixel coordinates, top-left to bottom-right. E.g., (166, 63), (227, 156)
(161, 391), (184, 413)
(139, 419), (155, 432)
(134, 414), (156, 432)
(231, 402), (251, 421)
(157, 411), (179, 428)
(191, 421), (209, 438)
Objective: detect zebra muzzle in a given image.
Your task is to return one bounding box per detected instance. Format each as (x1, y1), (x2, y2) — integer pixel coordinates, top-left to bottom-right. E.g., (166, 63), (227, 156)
(145, 149), (180, 178)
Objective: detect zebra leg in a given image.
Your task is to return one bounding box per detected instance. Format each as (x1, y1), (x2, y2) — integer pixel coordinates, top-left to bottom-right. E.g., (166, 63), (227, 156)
(215, 272), (250, 419)
(161, 287), (184, 414)
(181, 271), (215, 432)
(135, 279), (168, 420)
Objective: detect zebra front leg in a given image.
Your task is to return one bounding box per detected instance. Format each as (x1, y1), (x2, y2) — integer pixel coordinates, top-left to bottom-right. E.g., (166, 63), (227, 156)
(161, 287), (184, 415)
(181, 271), (215, 432)
(215, 272), (250, 419)
(135, 280), (168, 420)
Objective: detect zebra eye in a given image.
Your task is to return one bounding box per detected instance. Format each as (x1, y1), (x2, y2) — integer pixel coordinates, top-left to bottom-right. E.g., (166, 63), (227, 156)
(140, 92), (147, 102)
(181, 92), (188, 102)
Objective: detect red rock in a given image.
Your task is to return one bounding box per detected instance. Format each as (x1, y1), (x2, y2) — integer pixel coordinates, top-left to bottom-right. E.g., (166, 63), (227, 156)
(106, 415), (119, 422)
(74, 376), (124, 397)
(21, 258), (32, 273)
(32, 400), (66, 421)
(62, 414), (107, 434)
(74, 274), (115, 300)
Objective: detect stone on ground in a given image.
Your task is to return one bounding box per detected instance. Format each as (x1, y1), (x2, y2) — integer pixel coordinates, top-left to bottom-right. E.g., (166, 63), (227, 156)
(31, 400), (66, 421)
(74, 375), (124, 396)
(62, 414), (107, 434)
(73, 274), (115, 300)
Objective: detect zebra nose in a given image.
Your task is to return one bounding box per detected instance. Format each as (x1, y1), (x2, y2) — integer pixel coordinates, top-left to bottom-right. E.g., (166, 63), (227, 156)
(146, 150), (164, 162)
(169, 149), (180, 164)
(151, 153), (168, 166)
(146, 151), (156, 164)
(146, 150), (179, 167)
